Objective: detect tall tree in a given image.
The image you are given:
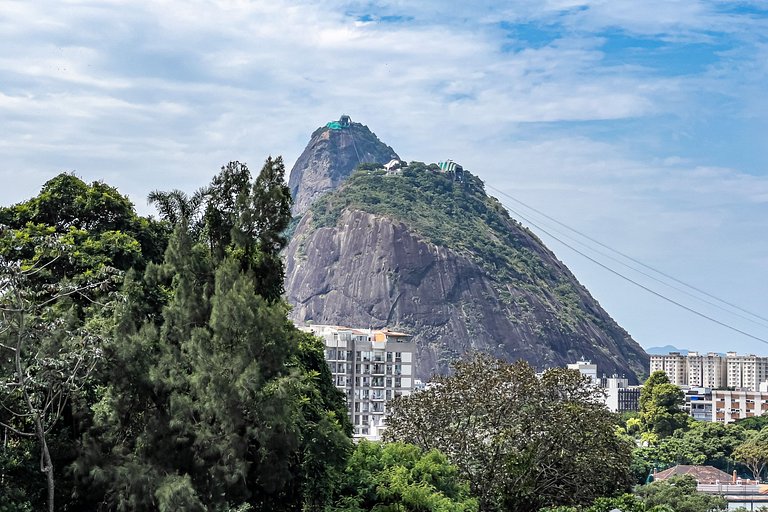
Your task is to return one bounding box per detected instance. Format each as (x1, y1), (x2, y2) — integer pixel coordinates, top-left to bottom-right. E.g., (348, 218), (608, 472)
(329, 440), (478, 512)
(384, 354), (633, 512)
(639, 371), (689, 439)
(80, 158), (352, 510)
(0, 174), (165, 511)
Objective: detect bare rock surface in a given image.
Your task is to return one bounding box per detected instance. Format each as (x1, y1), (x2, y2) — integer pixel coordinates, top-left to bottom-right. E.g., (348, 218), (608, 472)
(287, 120), (398, 216)
(285, 208), (648, 382)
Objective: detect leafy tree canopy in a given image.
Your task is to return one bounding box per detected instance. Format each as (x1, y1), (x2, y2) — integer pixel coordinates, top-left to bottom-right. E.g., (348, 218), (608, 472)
(76, 158), (353, 511)
(639, 371), (689, 439)
(329, 440), (478, 512)
(384, 354), (633, 512)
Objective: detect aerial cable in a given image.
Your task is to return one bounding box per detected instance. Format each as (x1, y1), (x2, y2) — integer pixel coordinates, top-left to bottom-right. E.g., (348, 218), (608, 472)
(498, 200), (768, 346)
(486, 183), (768, 326)
(488, 190), (768, 331)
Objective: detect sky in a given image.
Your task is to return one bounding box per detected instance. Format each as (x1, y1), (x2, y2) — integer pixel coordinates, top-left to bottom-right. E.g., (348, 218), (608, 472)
(2, 0), (768, 357)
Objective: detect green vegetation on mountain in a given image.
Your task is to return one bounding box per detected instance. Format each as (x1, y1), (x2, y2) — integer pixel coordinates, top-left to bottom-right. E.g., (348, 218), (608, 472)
(309, 165), (593, 327)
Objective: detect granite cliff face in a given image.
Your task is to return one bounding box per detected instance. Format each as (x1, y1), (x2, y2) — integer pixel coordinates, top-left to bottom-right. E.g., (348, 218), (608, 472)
(288, 118), (399, 216)
(284, 151), (649, 382)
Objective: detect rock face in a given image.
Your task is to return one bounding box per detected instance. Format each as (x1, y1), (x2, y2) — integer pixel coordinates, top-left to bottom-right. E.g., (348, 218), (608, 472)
(287, 119), (399, 216)
(284, 121), (648, 382)
(286, 208), (648, 382)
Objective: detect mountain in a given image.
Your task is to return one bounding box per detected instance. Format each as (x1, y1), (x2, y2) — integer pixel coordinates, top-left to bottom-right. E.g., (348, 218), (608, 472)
(645, 345), (689, 355)
(288, 115), (399, 216)
(284, 122), (649, 382)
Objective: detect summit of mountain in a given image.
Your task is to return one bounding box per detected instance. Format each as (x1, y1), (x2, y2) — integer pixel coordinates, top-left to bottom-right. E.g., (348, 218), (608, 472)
(287, 115), (399, 216)
(284, 120), (649, 382)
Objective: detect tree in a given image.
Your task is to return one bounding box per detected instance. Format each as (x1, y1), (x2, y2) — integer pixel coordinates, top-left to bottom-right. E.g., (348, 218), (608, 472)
(634, 475), (727, 512)
(384, 354), (633, 512)
(79, 157), (352, 510)
(329, 440), (478, 512)
(0, 242), (118, 512)
(733, 427), (768, 481)
(639, 371), (689, 439)
(0, 173), (167, 510)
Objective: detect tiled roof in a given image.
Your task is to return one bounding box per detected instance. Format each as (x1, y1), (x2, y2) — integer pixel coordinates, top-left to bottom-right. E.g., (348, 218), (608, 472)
(655, 465), (733, 484)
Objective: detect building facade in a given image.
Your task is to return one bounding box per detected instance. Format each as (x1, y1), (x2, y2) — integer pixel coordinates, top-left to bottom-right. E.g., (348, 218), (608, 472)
(651, 351), (767, 391)
(682, 387), (768, 423)
(299, 324), (416, 440)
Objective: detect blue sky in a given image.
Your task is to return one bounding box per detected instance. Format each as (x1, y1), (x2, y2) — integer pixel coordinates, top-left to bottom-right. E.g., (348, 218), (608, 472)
(2, 0), (768, 358)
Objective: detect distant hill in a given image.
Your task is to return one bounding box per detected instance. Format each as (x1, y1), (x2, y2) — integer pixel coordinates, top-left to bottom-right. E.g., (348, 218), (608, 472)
(645, 345), (689, 355)
(284, 120), (649, 382)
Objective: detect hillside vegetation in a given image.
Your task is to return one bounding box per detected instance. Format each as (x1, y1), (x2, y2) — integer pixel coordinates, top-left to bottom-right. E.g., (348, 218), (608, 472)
(308, 164), (593, 327)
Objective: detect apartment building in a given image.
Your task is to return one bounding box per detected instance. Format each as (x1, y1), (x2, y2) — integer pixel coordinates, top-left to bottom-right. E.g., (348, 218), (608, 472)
(725, 352), (768, 391)
(599, 375), (642, 413)
(567, 360), (598, 385)
(299, 324), (416, 440)
(649, 352), (688, 385)
(651, 351), (767, 391)
(683, 387), (768, 423)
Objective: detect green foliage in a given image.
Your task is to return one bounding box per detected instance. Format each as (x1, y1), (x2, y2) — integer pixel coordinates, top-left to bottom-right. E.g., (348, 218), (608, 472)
(735, 415), (768, 431)
(630, 420), (747, 483)
(540, 493), (646, 512)
(307, 168), (596, 328)
(634, 475), (727, 512)
(639, 371), (689, 439)
(384, 354), (633, 512)
(0, 173), (168, 281)
(733, 427), (768, 481)
(329, 440), (478, 512)
(77, 157), (352, 511)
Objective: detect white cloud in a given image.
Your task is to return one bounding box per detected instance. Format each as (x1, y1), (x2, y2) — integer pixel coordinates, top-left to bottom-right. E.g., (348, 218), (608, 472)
(1, 0), (767, 354)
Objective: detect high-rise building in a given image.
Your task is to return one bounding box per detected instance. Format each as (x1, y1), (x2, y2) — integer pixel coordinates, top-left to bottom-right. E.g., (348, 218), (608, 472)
(299, 324), (416, 440)
(650, 352), (688, 385)
(726, 352), (768, 392)
(649, 352), (768, 390)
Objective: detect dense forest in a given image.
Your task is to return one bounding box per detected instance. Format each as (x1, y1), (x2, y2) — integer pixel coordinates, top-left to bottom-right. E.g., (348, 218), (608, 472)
(1, 161), (767, 511)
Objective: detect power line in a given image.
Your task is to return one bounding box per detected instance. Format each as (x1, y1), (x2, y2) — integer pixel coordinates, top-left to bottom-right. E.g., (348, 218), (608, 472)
(484, 185), (768, 331)
(484, 188), (768, 345)
(486, 183), (768, 326)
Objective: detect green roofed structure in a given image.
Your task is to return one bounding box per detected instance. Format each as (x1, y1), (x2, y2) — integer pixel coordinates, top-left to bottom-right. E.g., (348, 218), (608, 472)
(326, 114), (352, 130)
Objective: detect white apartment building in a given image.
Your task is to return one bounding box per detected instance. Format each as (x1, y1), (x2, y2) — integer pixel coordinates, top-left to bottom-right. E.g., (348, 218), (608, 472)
(650, 351), (767, 391)
(684, 387), (768, 423)
(299, 324), (416, 440)
(726, 352), (768, 391)
(650, 352), (688, 385)
(687, 352), (728, 388)
(567, 360), (598, 385)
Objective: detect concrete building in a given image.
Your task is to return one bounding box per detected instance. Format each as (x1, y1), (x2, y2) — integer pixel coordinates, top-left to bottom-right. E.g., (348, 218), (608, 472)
(651, 351), (767, 391)
(599, 375), (641, 413)
(682, 387), (768, 423)
(726, 352), (768, 392)
(567, 359), (598, 385)
(299, 324), (416, 440)
(650, 352), (688, 385)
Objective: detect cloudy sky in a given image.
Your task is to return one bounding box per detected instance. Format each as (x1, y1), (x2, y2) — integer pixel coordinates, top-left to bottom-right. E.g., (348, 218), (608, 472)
(2, 0), (767, 356)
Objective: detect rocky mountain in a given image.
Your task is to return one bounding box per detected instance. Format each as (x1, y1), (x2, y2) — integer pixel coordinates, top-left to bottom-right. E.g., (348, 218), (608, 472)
(288, 115), (399, 216)
(284, 122), (649, 382)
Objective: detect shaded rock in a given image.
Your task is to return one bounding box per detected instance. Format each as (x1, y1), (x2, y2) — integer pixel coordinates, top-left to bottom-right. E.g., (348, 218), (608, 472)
(287, 118), (399, 216)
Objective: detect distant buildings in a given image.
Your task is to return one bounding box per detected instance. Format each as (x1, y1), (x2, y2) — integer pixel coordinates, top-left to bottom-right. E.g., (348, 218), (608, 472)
(650, 351), (768, 392)
(652, 351), (768, 424)
(566, 359), (641, 413)
(298, 324), (416, 441)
